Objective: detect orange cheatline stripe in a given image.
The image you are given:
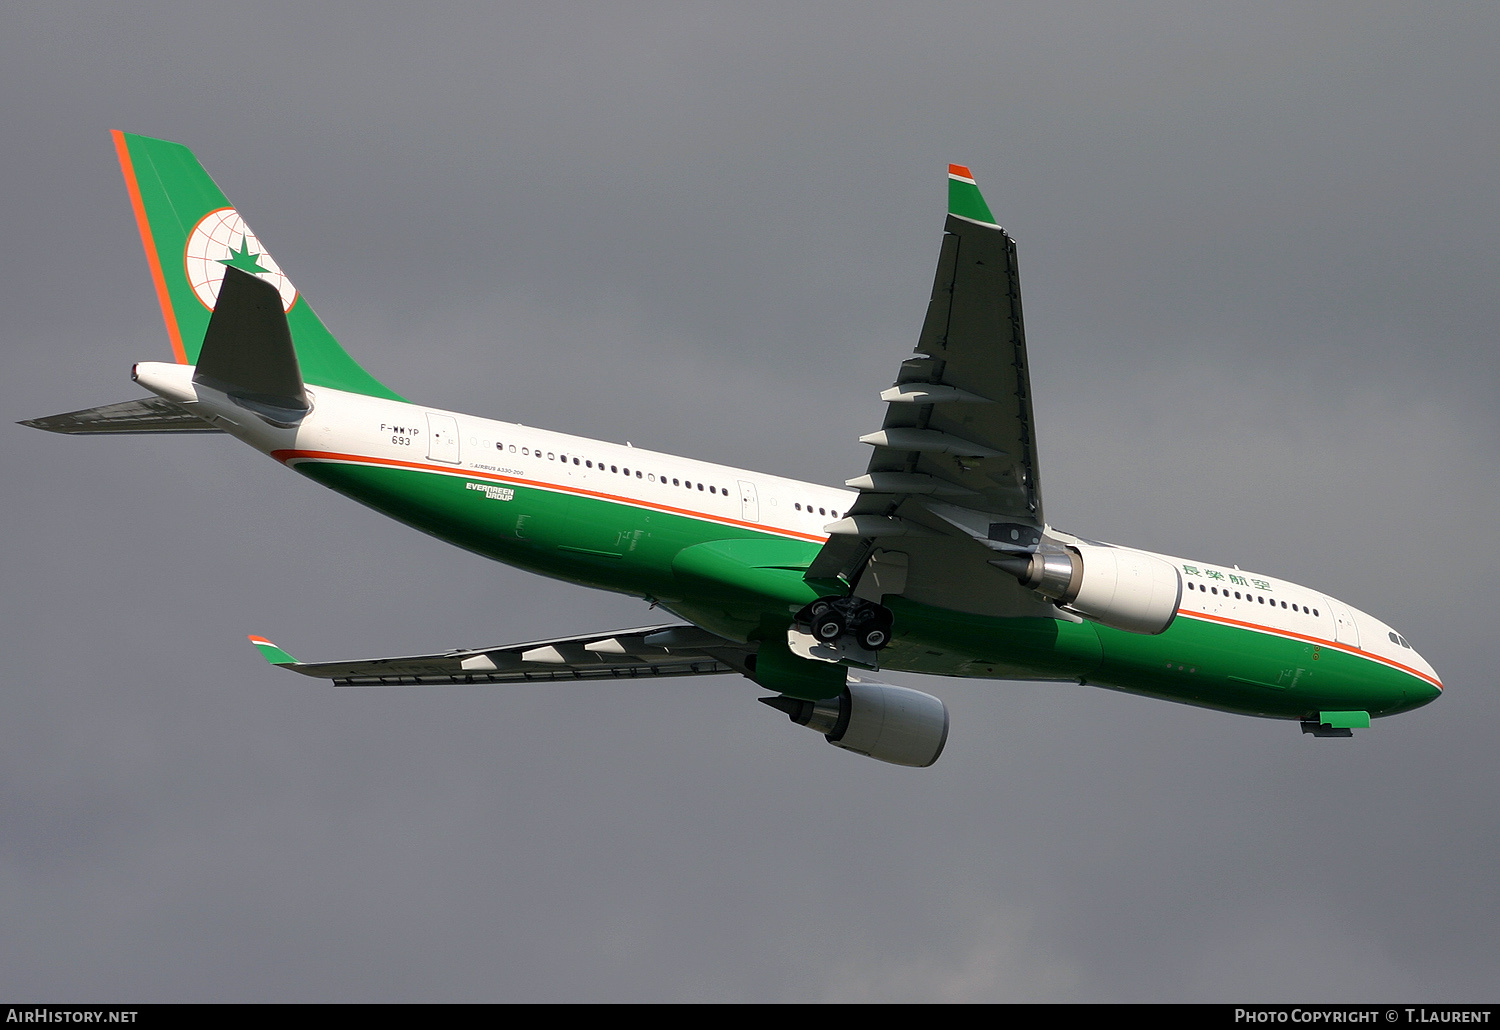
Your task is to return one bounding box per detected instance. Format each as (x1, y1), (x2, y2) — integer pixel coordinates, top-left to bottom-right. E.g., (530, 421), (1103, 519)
(269, 448), (831, 544)
(1178, 608), (1442, 690)
(113, 130), (187, 364)
(948, 164), (974, 180)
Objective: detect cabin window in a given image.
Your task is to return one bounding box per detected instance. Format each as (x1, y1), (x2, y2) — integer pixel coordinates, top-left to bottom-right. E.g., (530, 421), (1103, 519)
(635, 470), (642, 479)
(697, 483), (704, 491)
(611, 465), (618, 473)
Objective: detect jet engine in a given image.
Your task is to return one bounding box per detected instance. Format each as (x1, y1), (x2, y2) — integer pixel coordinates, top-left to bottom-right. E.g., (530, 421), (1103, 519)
(760, 681), (950, 767)
(995, 542), (1182, 635)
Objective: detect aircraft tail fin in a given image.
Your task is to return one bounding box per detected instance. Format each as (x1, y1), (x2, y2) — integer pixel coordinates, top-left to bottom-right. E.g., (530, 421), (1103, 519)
(112, 131), (403, 401)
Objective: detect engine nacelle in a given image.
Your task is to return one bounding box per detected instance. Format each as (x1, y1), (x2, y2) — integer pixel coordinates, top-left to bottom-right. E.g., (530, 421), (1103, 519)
(761, 682), (950, 768)
(1009, 543), (1182, 635)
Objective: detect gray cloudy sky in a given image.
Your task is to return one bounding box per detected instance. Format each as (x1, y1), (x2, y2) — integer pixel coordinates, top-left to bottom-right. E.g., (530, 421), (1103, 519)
(2, 2), (1497, 1002)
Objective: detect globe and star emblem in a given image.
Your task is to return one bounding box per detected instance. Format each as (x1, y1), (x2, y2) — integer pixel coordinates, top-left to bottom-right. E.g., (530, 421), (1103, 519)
(183, 208), (299, 312)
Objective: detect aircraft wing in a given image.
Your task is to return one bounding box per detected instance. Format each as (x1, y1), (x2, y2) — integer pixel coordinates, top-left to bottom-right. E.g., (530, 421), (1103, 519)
(249, 624), (752, 686)
(808, 166), (1056, 619)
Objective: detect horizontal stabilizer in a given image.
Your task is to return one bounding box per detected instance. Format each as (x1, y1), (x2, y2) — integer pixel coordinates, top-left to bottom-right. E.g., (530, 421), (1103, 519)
(20, 396), (222, 434)
(193, 266), (309, 426)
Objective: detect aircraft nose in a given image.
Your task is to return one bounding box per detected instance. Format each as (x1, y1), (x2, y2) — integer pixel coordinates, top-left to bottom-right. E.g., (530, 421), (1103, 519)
(1410, 654), (1443, 706)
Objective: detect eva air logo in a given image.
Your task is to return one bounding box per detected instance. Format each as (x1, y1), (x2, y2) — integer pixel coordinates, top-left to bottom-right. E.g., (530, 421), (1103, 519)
(183, 208), (298, 313)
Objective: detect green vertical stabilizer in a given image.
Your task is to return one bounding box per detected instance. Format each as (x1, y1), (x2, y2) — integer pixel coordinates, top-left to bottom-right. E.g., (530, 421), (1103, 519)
(113, 131), (403, 401)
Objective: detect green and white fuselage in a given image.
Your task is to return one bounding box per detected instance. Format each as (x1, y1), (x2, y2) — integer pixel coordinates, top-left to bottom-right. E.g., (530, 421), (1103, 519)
(28, 133), (1440, 767)
(131, 359), (1441, 724)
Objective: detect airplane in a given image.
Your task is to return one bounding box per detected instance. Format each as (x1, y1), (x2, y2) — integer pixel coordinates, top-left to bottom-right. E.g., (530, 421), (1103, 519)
(23, 132), (1443, 767)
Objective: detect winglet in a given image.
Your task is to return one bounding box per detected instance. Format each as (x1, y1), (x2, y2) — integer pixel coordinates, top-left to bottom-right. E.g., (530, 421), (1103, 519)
(248, 634), (298, 666)
(947, 163), (998, 226)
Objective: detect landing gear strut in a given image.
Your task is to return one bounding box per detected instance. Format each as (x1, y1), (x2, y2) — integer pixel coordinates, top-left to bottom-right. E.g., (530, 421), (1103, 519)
(796, 596), (894, 652)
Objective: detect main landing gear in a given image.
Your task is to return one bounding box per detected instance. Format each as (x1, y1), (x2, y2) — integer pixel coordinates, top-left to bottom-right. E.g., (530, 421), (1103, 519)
(795, 596), (895, 652)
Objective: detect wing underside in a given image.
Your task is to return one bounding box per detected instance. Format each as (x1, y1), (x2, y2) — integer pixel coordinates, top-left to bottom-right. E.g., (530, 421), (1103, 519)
(808, 168), (1055, 618)
(253, 624), (754, 686)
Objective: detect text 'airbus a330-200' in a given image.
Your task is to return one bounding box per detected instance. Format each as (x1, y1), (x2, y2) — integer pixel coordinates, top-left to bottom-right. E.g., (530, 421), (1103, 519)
(24, 134), (1442, 767)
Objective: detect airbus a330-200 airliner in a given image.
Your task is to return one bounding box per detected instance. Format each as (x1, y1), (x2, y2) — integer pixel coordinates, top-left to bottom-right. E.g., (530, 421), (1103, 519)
(25, 133), (1442, 767)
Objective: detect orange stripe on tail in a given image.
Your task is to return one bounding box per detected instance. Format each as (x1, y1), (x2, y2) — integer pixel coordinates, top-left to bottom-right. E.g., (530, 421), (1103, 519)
(112, 130), (186, 364)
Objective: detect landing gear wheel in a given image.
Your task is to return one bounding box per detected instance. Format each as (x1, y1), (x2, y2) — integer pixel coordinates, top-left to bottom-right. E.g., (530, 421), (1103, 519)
(845, 604), (894, 652)
(795, 595), (893, 651)
(813, 611), (846, 642)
